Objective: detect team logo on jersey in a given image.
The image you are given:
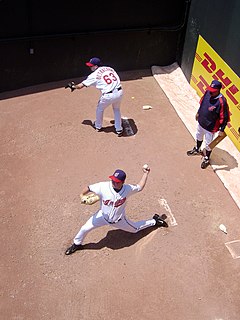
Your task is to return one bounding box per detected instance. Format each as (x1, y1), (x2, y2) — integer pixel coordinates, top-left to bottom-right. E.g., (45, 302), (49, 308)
(114, 198), (126, 207)
(208, 106), (216, 111)
(103, 197), (126, 207)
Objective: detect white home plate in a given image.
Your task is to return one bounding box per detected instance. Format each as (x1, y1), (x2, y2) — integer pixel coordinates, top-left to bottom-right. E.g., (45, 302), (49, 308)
(225, 240), (240, 259)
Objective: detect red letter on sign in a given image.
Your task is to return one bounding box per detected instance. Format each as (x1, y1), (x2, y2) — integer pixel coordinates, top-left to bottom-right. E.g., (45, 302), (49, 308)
(226, 84), (239, 105)
(201, 53), (216, 73)
(214, 69), (231, 88)
(197, 75), (209, 94)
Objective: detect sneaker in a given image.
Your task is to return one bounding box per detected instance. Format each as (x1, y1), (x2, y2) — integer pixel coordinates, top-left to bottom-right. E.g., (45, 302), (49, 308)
(92, 121), (102, 132)
(187, 146), (201, 156)
(116, 129), (123, 137)
(65, 243), (83, 255)
(201, 156), (210, 169)
(153, 214), (168, 228)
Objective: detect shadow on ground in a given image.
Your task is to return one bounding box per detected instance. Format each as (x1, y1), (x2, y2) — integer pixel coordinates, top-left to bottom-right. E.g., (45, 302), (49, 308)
(211, 147), (238, 172)
(82, 118), (138, 137)
(82, 227), (158, 251)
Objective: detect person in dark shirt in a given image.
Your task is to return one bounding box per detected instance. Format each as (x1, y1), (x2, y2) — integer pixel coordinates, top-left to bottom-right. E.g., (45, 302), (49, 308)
(187, 80), (230, 169)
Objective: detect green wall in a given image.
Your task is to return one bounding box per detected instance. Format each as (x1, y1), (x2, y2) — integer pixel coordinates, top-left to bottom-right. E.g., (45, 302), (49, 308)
(181, 0), (240, 81)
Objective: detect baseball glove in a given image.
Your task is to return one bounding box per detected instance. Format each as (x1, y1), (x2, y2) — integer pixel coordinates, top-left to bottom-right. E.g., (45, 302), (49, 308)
(80, 193), (100, 205)
(65, 81), (76, 92)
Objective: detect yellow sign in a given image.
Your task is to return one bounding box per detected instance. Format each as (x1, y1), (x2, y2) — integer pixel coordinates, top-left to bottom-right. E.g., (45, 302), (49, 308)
(190, 35), (240, 151)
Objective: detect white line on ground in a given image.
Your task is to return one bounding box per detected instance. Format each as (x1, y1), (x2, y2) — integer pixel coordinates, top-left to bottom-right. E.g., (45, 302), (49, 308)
(158, 198), (178, 226)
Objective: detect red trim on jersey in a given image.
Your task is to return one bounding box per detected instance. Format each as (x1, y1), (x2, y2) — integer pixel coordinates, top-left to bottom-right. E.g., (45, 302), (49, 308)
(219, 97), (225, 125)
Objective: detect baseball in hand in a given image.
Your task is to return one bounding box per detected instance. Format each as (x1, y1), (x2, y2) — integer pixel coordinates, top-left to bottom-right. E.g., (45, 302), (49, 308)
(143, 164), (150, 171)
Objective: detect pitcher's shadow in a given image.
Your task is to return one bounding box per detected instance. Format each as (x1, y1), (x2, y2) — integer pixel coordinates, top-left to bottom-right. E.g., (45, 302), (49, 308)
(82, 227), (157, 251)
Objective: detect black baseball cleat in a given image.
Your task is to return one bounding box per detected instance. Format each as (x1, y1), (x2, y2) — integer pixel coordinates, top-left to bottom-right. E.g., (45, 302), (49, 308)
(116, 129), (123, 137)
(187, 147), (202, 156)
(201, 156), (210, 169)
(65, 243), (83, 255)
(153, 214), (168, 228)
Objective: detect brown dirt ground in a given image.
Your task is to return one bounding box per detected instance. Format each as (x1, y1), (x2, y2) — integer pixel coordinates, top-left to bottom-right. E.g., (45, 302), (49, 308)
(1, 69), (240, 320)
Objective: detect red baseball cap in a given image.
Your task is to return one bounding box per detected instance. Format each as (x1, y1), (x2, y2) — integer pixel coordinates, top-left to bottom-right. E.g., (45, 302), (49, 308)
(109, 169), (126, 183)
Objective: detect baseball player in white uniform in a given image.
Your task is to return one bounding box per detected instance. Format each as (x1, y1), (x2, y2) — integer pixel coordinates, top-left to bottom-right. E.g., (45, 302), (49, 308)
(71, 57), (124, 137)
(65, 165), (168, 255)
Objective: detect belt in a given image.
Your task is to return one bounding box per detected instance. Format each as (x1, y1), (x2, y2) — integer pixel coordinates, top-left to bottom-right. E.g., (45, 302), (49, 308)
(108, 219), (122, 224)
(105, 86), (122, 94)
(104, 216), (122, 224)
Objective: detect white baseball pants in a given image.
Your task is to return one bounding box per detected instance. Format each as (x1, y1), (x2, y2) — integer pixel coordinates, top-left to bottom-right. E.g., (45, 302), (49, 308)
(73, 209), (156, 245)
(196, 123), (214, 151)
(95, 89), (123, 132)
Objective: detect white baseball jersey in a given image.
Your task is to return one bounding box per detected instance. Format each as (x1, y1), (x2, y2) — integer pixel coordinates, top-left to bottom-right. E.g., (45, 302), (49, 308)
(89, 181), (141, 223)
(82, 66), (121, 94)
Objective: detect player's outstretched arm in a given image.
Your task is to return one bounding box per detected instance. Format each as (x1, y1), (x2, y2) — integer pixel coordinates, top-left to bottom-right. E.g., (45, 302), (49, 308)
(65, 82), (85, 92)
(137, 164), (150, 191)
(74, 83), (85, 90)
